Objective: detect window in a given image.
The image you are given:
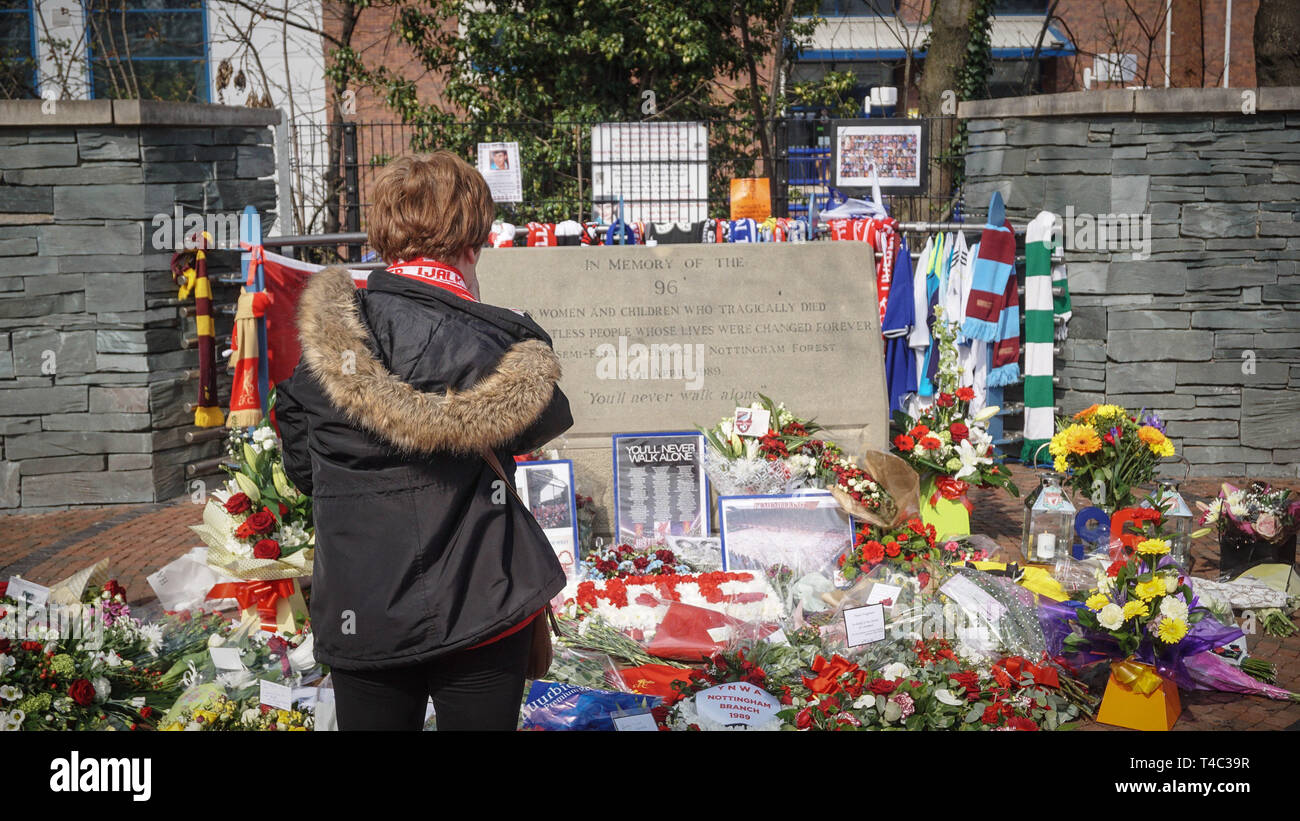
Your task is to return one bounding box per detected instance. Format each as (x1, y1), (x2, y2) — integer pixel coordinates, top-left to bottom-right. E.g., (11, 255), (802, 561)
(992, 0), (1049, 14)
(816, 0), (897, 16)
(86, 0), (208, 102)
(0, 0), (37, 99)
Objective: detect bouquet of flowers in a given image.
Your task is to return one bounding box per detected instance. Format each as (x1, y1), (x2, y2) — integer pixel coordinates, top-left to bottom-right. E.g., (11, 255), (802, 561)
(192, 414), (314, 580)
(780, 638), (1086, 731)
(161, 693), (314, 731)
(838, 518), (989, 580)
(1051, 507), (1242, 688)
(581, 542), (693, 580)
(890, 311), (1017, 505)
(700, 395), (844, 496)
(0, 580), (202, 731)
(1195, 482), (1300, 544)
(822, 451), (901, 528)
(1050, 405), (1174, 510)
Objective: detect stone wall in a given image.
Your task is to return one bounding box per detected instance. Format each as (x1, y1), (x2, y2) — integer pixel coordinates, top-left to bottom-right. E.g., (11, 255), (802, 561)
(960, 88), (1300, 479)
(0, 101), (279, 510)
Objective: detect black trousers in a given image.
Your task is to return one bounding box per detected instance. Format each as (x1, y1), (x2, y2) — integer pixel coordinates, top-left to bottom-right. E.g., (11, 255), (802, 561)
(330, 625), (532, 731)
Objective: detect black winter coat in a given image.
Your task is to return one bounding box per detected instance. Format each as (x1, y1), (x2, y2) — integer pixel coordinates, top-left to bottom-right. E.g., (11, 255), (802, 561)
(274, 266), (572, 671)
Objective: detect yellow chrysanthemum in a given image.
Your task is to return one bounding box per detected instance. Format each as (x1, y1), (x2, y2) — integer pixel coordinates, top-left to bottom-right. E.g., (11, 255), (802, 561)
(1156, 617), (1189, 644)
(1136, 538), (1171, 556)
(1094, 404), (1126, 420)
(1086, 592), (1110, 611)
(1053, 456), (1069, 473)
(1122, 600), (1149, 620)
(1055, 424), (1103, 456)
(1073, 404), (1100, 421)
(1137, 425), (1175, 458)
(1134, 578), (1166, 601)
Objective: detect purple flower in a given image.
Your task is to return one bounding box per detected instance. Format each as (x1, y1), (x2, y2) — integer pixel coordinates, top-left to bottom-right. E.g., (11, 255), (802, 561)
(1139, 409), (1166, 433)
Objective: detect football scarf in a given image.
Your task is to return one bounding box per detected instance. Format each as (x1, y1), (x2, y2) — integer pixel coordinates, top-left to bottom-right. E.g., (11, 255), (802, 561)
(961, 192), (1020, 386)
(386, 258), (477, 302)
(1021, 211), (1067, 463)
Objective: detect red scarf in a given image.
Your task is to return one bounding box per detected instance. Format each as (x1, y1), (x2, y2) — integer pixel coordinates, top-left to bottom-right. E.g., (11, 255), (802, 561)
(385, 258), (477, 302)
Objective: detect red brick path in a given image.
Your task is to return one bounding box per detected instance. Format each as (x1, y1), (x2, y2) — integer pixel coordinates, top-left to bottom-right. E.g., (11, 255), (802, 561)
(2, 464), (1297, 730)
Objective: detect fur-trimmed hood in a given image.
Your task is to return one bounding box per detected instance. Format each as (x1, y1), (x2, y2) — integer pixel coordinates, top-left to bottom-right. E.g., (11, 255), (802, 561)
(295, 265), (561, 456)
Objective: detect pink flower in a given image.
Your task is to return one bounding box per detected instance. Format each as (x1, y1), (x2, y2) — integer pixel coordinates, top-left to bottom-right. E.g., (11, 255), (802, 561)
(891, 692), (915, 719)
(1255, 513), (1279, 539)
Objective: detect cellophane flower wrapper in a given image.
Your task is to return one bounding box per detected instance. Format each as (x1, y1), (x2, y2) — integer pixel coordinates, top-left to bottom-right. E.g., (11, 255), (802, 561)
(546, 644), (624, 692)
(811, 562), (931, 652)
(1051, 554), (1110, 595)
(829, 450), (918, 530)
(1183, 650), (1298, 701)
(703, 449), (798, 497)
(1040, 569), (1245, 691)
(928, 565), (1050, 662)
(520, 680), (660, 731)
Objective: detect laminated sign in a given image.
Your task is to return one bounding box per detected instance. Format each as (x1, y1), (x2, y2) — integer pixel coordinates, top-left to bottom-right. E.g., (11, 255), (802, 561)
(729, 178), (771, 221)
(696, 681), (780, 728)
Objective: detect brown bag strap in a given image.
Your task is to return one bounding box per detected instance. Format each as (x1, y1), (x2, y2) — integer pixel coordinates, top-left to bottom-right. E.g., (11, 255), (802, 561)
(480, 447), (561, 639)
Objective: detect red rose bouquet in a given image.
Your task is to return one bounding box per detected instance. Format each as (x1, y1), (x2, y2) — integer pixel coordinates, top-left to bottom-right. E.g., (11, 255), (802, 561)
(192, 402), (313, 582)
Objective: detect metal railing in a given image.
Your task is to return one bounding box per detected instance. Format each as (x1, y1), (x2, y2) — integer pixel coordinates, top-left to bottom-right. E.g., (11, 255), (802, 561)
(285, 115), (963, 265)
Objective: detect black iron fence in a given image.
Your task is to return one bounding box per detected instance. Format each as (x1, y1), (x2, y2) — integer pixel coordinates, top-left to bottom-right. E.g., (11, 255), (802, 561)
(284, 115), (963, 263)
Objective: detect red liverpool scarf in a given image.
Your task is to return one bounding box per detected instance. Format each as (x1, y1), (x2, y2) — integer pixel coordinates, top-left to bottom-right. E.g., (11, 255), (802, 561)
(386, 258), (477, 302)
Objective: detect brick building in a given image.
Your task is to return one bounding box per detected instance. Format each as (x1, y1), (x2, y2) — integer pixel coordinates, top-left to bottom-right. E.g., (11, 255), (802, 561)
(322, 0), (1268, 124)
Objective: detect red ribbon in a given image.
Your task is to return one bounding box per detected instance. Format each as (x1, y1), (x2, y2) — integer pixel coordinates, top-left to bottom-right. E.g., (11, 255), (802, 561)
(240, 241), (266, 289)
(802, 654), (865, 696)
(994, 655), (1060, 690)
(207, 579), (296, 633)
(930, 477), (974, 513)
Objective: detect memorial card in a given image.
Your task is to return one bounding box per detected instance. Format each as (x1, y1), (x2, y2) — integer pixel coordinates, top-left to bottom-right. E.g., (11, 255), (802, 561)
(613, 433), (708, 544)
(514, 459), (581, 583)
(476, 141), (523, 203)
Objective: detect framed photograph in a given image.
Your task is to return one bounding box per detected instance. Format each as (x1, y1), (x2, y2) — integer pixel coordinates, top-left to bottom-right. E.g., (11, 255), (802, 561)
(514, 459), (580, 584)
(718, 490), (855, 581)
(664, 534), (723, 573)
(612, 432), (709, 545)
(476, 141), (523, 203)
(832, 119), (928, 194)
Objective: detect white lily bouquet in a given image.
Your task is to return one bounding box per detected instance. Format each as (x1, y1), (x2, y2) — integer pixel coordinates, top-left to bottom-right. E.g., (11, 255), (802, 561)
(699, 396), (844, 497)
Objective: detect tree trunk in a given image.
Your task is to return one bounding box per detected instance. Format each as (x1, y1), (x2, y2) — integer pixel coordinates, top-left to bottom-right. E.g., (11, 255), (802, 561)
(917, 0), (974, 117)
(1255, 0), (1300, 85)
(323, 3), (362, 239)
(917, 0), (975, 217)
(736, 11), (773, 181)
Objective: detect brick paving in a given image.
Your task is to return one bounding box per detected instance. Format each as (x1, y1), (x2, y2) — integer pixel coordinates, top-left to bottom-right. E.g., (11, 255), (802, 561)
(1, 464), (1296, 730)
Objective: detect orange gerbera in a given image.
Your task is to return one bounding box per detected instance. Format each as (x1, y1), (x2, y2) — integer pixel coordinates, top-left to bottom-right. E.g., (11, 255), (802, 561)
(1073, 404), (1100, 421)
(1137, 425), (1175, 457)
(1059, 424), (1103, 456)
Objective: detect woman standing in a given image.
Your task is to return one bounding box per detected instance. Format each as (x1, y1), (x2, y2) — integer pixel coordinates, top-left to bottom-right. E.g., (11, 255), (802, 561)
(275, 152), (571, 730)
